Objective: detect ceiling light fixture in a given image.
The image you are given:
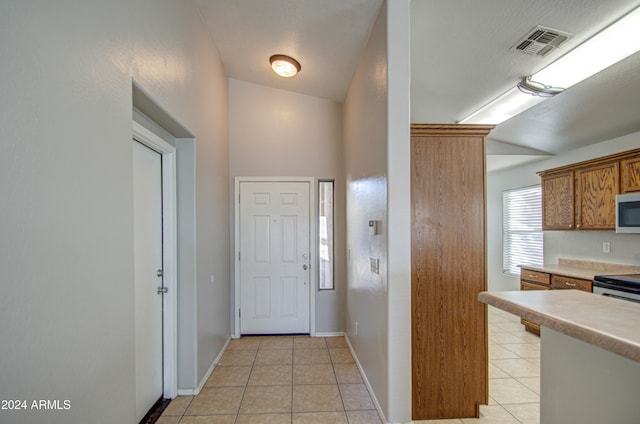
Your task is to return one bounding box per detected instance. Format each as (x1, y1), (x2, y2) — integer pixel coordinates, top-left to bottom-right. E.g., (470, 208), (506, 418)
(269, 54), (301, 78)
(461, 4), (640, 125)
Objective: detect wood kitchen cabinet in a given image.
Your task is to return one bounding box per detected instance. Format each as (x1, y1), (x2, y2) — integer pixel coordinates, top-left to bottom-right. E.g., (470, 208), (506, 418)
(520, 267), (592, 335)
(575, 162), (618, 230)
(519, 269), (550, 335)
(551, 275), (592, 292)
(539, 148), (640, 231)
(411, 124), (493, 420)
(541, 171), (574, 230)
(621, 155), (640, 193)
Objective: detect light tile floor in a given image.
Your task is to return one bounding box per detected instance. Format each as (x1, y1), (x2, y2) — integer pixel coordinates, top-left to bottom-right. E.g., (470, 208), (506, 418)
(160, 307), (539, 424)
(158, 335), (383, 424)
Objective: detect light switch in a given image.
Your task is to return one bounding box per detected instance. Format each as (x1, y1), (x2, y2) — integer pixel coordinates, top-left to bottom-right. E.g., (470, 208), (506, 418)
(369, 220), (378, 235)
(369, 257), (380, 274)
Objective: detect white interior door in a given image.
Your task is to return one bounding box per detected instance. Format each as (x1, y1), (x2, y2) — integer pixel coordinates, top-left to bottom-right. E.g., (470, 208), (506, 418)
(240, 181), (311, 334)
(133, 140), (164, 420)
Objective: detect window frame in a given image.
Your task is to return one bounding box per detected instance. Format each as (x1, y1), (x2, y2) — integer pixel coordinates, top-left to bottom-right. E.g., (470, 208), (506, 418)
(318, 180), (335, 291)
(502, 184), (544, 277)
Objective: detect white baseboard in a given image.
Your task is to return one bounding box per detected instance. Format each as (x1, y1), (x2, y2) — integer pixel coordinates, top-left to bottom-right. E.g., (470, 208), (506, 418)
(344, 334), (388, 424)
(176, 337), (231, 397)
(315, 331), (345, 337)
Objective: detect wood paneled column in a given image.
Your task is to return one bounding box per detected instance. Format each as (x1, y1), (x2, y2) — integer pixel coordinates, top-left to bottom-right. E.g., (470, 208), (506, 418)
(410, 124), (494, 420)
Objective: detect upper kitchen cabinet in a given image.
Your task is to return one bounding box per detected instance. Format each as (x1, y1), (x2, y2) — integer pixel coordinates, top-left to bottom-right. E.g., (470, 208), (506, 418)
(575, 162), (618, 230)
(621, 155), (640, 193)
(539, 148), (640, 231)
(541, 171), (574, 230)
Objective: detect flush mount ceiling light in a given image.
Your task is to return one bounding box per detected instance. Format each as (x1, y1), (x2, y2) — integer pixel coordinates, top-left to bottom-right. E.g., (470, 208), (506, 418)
(461, 4), (640, 125)
(269, 54), (301, 78)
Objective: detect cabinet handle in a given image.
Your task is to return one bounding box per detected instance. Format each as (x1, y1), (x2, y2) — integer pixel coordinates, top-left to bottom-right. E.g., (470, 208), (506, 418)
(528, 274), (536, 278)
(564, 282), (577, 287)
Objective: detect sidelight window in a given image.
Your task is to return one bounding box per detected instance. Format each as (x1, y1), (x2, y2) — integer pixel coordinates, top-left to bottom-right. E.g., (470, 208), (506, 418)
(503, 185), (543, 276)
(318, 181), (334, 290)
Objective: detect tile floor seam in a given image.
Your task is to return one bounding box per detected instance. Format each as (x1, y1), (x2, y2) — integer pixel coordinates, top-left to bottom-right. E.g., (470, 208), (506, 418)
(234, 376), (250, 423)
(290, 358), (294, 424)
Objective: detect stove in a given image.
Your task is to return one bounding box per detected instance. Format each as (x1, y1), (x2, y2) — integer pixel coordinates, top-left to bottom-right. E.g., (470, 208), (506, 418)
(593, 274), (640, 302)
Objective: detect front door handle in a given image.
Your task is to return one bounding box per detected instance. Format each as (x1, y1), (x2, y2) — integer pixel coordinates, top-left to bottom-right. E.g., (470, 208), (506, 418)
(302, 264), (308, 270)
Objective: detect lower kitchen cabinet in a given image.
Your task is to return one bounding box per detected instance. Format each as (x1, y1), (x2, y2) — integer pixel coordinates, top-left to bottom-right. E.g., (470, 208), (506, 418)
(520, 267), (592, 335)
(551, 275), (593, 291)
(519, 269), (550, 335)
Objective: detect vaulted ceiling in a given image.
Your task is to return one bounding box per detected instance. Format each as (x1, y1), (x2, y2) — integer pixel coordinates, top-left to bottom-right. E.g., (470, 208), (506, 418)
(194, 0), (640, 169)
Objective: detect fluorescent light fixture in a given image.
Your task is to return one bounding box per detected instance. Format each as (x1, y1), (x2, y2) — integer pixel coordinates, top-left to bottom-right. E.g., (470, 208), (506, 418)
(461, 86), (547, 125)
(269, 54), (301, 78)
(461, 4), (640, 125)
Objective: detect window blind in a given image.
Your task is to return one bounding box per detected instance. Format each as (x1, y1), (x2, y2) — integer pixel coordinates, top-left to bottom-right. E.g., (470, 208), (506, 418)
(503, 185), (543, 276)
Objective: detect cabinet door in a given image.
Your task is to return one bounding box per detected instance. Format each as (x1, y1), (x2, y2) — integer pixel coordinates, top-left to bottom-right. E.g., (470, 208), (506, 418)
(576, 162), (619, 230)
(621, 155), (640, 193)
(541, 171), (574, 230)
(519, 280), (548, 335)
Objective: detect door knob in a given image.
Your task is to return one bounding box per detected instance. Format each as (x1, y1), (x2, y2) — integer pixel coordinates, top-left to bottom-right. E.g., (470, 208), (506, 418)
(302, 264), (308, 270)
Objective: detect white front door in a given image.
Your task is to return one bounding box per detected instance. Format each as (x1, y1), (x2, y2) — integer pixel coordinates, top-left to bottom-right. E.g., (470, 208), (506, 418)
(133, 140), (164, 420)
(239, 181), (311, 334)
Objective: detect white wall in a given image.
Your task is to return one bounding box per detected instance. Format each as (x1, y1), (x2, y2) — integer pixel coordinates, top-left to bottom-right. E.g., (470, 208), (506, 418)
(386, 1), (412, 422)
(343, 2), (411, 421)
(228, 79), (346, 333)
(488, 130), (640, 291)
(343, 1), (390, 417)
(0, 1), (229, 423)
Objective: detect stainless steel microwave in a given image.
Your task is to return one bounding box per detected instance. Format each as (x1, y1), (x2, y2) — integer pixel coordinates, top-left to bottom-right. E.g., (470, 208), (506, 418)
(616, 192), (640, 233)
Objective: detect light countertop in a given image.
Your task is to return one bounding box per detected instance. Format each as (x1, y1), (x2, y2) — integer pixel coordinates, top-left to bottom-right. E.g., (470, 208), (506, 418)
(478, 290), (640, 363)
(519, 258), (640, 280)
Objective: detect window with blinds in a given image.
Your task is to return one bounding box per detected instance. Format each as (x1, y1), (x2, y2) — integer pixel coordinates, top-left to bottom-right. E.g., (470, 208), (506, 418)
(503, 185), (543, 276)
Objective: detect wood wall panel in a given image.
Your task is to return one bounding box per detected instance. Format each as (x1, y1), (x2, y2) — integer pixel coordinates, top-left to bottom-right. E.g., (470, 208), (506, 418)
(411, 124), (492, 420)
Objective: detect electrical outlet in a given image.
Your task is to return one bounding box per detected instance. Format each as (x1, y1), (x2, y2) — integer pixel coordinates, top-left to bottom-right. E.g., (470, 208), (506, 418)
(602, 242), (611, 253)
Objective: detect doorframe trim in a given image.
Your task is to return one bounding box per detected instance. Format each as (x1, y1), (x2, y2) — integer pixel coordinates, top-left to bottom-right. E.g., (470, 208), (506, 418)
(234, 177), (317, 338)
(133, 121), (178, 399)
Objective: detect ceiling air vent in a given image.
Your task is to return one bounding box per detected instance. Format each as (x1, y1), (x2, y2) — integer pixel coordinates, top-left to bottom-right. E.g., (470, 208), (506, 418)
(511, 25), (573, 57)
